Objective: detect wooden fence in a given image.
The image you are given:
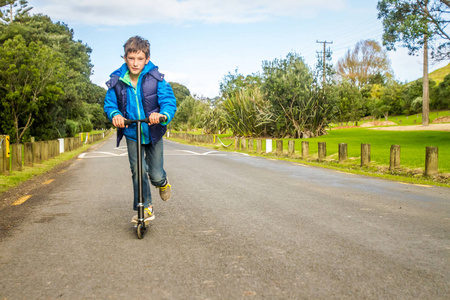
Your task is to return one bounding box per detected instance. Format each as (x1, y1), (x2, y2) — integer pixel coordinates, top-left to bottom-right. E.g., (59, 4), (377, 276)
(0, 130), (112, 175)
(168, 132), (440, 176)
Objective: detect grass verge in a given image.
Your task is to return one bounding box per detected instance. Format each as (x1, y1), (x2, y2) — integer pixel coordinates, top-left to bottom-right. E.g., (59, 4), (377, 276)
(167, 128), (450, 188)
(0, 134), (112, 194)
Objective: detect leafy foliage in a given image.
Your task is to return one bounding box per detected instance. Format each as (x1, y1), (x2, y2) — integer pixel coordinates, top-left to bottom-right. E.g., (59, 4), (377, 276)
(377, 0), (450, 60)
(262, 52), (333, 138)
(335, 81), (364, 124)
(0, 0), (31, 24)
(0, 35), (63, 142)
(170, 82), (191, 105)
(221, 87), (273, 137)
(434, 74), (450, 109)
(0, 12), (108, 142)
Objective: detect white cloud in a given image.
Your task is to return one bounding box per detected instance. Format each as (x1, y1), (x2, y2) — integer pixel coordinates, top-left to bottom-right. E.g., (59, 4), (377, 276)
(31, 0), (346, 26)
(162, 70), (220, 98)
(163, 70), (191, 86)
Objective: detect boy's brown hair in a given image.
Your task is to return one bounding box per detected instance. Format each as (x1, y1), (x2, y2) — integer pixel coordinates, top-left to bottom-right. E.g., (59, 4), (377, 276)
(123, 36), (150, 59)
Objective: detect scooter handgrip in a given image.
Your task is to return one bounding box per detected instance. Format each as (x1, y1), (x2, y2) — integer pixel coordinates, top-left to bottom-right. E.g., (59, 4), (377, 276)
(123, 118), (150, 125)
(159, 115), (167, 123)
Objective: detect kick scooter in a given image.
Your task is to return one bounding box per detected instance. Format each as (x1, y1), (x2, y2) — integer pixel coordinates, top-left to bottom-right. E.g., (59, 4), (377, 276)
(124, 115), (167, 239)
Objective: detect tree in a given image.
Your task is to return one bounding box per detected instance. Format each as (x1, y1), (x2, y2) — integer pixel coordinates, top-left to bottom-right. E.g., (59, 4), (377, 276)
(219, 69), (262, 101)
(335, 81), (364, 124)
(169, 82), (191, 106)
(262, 52), (333, 138)
(0, 13), (107, 140)
(377, 0), (450, 125)
(170, 96), (209, 131)
(0, 0), (31, 24)
(0, 35), (63, 143)
(221, 87), (273, 137)
(336, 40), (392, 88)
(434, 73), (450, 109)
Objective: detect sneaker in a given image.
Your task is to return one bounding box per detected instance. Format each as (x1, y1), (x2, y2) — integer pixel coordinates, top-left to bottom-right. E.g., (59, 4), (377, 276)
(158, 180), (172, 201)
(131, 207), (155, 224)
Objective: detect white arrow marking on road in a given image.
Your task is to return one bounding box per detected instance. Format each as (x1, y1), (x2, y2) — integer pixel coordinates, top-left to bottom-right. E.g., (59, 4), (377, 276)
(78, 149), (249, 158)
(173, 150), (248, 156)
(78, 151), (128, 159)
(177, 150), (223, 155)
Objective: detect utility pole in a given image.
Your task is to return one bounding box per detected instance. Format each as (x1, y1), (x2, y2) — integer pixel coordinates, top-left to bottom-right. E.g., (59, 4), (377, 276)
(423, 34), (429, 126)
(316, 40), (333, 86)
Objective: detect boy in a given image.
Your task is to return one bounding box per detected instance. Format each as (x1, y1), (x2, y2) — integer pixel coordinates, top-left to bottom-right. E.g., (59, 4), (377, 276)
(104, 36), (177, 224)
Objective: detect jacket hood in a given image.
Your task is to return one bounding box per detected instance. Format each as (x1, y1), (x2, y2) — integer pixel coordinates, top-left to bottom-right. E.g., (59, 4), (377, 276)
(109, 61), (157, 78)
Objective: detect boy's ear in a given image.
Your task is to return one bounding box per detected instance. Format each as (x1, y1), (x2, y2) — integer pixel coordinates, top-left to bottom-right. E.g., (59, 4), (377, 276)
(146, 56), (150, 64)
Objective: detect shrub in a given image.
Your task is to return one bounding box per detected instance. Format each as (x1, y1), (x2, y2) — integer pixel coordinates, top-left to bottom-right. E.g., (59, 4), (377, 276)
(65, 119), (78, 137)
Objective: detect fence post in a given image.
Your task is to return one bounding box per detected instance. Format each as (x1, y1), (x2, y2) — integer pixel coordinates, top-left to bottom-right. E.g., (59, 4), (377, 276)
(256, 139), (262, 153)
(339, 143), (347, 163)
(33, 142), (40, 164)
(240, 138), (246, 150)
(54, 140), (59, 156)
(288, 140), (295, 156)
(266, 139), (272, 153)
(5, 136), (10, 171)
(42, 141), (49, 162)
(389, 145), (401, 171)
(58, 138), (65, 154)
(11, 143), (22, 171)
(234, 137), (240, 150)
(275, 140), (283, 155)
(301, 141), (309, 159)
(248, 139), (254, 152)
(0, 135), (7, 175)
(361, 144), (371, 166)
(318, 142), (326, 161)
(425, 146), (438, 176)
(24, 142), (33, 167)
(49, 140), (54, 158)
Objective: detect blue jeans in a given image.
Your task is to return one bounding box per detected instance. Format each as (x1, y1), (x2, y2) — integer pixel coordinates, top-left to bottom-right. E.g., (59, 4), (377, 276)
(126, 138), (167, 210)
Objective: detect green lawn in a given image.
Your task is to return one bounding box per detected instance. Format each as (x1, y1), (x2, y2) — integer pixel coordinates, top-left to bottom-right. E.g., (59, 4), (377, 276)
(429, 62), (450, 84)
(385, 110), (449, 126)
(216, 128), (450, 174)
(294, 128), (449, 173)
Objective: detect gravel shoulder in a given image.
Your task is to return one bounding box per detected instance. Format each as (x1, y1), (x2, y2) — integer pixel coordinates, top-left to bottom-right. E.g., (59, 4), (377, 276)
(369, 123), (450, 131)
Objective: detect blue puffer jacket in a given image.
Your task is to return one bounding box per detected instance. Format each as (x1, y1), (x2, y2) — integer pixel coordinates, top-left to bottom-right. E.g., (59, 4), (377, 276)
(104, 61), (177, 146)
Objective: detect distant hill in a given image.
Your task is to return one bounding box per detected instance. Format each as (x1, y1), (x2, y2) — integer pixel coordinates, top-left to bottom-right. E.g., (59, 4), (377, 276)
(429, 63), (450, 84)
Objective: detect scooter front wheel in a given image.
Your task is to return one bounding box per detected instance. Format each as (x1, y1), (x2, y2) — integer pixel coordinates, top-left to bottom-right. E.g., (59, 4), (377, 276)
(136, 223), (145, 239)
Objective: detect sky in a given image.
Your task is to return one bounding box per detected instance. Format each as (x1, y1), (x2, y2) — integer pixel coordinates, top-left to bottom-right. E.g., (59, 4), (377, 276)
(28, 0), (449, 98)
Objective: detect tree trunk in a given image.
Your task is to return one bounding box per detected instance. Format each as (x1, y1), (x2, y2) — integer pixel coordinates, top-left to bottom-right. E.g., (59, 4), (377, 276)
(10, 3), (13, 23)
(422, 34), (429, 126)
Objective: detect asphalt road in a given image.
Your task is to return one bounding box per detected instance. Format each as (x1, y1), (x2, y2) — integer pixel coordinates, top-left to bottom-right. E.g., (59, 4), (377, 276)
(0, 134), (449, 299)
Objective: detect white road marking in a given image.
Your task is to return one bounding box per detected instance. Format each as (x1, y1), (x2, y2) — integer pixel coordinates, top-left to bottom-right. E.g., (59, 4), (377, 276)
(78, 151), (128, 159)
(167, 150), (249, 156)
(78, 149), (249, 159)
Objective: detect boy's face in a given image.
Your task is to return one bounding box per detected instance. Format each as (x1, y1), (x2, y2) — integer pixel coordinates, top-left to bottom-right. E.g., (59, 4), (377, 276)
(124, 51), (149, 77)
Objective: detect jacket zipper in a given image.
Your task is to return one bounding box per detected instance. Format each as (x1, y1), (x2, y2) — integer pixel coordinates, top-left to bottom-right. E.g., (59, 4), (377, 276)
(132, 85), (146, 144)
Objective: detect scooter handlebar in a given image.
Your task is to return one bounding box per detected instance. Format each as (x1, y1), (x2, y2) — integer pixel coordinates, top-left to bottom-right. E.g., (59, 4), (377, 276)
(159, 115), (168, 123)
(123, 115), (167, 126)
